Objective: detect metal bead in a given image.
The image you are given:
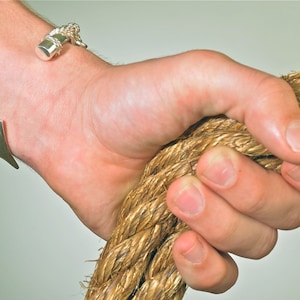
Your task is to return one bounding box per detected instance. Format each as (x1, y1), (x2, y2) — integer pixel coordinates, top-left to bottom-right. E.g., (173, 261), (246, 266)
(36, 23), (87, 61)
(35, 33), (67, 61)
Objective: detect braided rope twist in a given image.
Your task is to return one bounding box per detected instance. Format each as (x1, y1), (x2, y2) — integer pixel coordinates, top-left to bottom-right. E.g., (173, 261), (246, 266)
(45, 23), (87, 49)
(84, 72), (300, 300)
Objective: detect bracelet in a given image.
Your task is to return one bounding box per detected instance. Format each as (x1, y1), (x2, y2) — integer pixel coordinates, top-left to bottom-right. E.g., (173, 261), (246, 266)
(0, 120), (19, 169)
(1, 24), (86, 168)
(35, 23), (88, 61)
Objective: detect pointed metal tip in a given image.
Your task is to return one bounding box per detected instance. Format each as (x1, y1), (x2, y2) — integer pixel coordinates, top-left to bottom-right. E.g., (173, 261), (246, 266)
(0, 120), (19, 169)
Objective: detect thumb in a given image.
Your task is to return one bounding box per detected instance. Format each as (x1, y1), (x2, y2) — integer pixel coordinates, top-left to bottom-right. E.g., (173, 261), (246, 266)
(169, 50), (300, 164)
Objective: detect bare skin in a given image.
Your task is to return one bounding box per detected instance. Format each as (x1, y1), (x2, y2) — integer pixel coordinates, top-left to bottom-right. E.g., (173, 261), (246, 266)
(2, 0), (300, 294)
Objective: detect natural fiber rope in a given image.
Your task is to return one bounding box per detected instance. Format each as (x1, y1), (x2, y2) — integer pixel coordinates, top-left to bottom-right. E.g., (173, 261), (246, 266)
(84, 72), (300, 300)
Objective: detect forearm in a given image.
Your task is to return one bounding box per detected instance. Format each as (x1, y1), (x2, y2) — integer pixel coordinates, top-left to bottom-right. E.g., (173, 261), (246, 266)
(0, 1), (53, 60)
(0, 1), (108, 172)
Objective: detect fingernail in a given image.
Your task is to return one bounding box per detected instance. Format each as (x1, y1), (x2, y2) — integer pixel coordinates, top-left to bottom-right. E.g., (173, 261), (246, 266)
(201, 149), (236, 187)
(183, 237), (205, 264)
(287, 165), (300, 182)
(175, 181), (204, 216)
(286, 120), (300, 152)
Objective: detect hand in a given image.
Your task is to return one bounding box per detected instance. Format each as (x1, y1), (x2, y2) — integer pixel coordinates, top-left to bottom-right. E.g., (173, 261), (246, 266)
(2, 1), (300, 294)
(5, 48), (299, 237)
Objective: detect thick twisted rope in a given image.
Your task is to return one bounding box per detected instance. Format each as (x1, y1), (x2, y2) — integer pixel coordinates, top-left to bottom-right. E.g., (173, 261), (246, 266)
(84, 72), (300, 300)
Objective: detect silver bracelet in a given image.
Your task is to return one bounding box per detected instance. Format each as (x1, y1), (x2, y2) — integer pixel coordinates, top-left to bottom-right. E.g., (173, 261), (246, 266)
(35, 23), (88, 61)
(0, 120), (19, 169)
(1, 24), (86, 168)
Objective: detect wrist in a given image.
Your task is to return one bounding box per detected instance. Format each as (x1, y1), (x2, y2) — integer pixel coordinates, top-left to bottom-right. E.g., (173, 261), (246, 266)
(0, 1), (110, 174)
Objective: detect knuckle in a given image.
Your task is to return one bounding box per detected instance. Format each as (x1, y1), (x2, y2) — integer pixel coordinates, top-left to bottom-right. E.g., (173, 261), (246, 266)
(252, 228), (278, 259)
(208, 214), (240, 249)
(256, 75), (292, 100)
(177, 49), (229, 71)
(200, 255), (237, 294)
(236, 185), (266, 216)
(251, 75), (298, 119)
(188, 263), (227, 292)
(279, 209), (300, 230)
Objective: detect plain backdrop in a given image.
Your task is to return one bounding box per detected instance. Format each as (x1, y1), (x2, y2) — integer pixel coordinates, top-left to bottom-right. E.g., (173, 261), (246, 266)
(1, 1), (300, 299)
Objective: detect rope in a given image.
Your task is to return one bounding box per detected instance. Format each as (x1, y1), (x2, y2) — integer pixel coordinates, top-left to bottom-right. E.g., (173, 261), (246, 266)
(85, 72), (300, 300)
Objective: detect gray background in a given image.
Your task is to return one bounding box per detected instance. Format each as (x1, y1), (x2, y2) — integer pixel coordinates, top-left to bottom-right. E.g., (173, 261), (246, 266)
(1, 1), (300, 299)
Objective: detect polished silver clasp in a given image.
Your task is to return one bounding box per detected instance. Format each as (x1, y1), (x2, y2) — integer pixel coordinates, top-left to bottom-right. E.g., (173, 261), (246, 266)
(35, 23), (87, 61)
